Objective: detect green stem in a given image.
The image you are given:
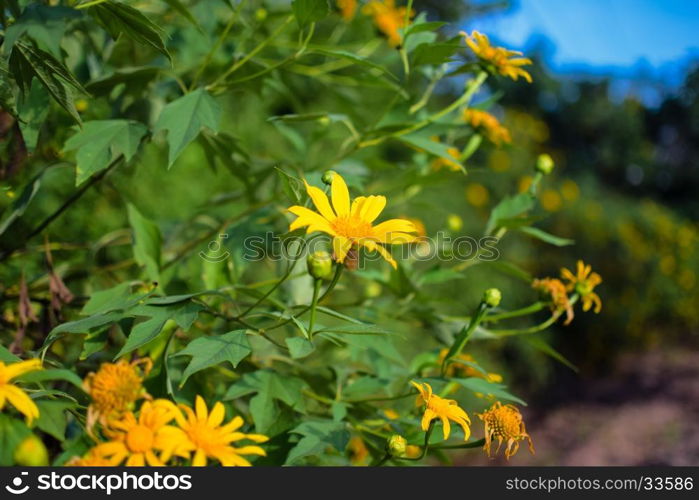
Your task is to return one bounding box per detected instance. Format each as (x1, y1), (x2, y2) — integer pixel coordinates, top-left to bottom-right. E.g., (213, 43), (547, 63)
(432, 438), (485, 450)
(490, 295), (579, 336)
(307, 279), (322, 338)
(392, 421), (435, 462)
(441, 302), (488, 375)
(482, 302), (546, 323)
(239, 258), (299, 317)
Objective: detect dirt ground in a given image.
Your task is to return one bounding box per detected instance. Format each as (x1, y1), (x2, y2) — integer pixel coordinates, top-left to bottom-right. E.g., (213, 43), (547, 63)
(460, 349), (699, 466)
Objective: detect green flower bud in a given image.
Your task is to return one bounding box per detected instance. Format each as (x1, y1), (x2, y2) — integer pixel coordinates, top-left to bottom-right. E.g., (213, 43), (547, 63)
(307, 251), (334, 280)
(536, 154), (555, 175)
(483, 288), (502, 308)
(446, 214), (463, 232)
(386, 434), (408, 457)
(364, 281), (382, 298)
(14, 435), (49, 466)
(254, 8), (267, 22)
(322, 170), (337, 185)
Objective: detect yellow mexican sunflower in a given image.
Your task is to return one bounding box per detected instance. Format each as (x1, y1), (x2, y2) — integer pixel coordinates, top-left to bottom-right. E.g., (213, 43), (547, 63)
(288, 173), (417, 269)
(463, 109), (511, 146)
(83, 358), (152, 432)
(561, 260), (602, 313)
(92, 399), (189, 466)
(0, 359), (42, 424)
(532, 277), (574, 325)
(437, 349), (502, 382)
(477, 401), (534, 460)
(463, 30), (533, 82)
(173, 396), (269, 467)
(337, 0), (357, 20)
(411, 381), (471, 441)
(362, 0), (413, 47)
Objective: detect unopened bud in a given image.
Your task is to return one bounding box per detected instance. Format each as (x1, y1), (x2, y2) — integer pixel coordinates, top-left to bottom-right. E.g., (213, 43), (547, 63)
(386, 434), (407, 457)
(14, 435), (49, 466)
(307, 251), (333, 280)
(536, 154), (554, 175)
(483, 288), (502, 308)
(322, 170), (337, 185)
(365, 281), (382, 298)
(255, 8), (267, 22)
(447, 214), (463, 232)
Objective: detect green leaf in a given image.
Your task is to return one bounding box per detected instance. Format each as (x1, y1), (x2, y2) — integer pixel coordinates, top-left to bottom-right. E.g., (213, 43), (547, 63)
(0, 414), (31, 465)
(451, 377), (526, 405)
(174, 330), (252, 386)
(127, 204), (162, 283)
(309, 48), (394, 77)
(525, 336), (578, 372)
(405, 21), (447, 36)
(0, 171), (42, 237)
(155, 88), (221, 167)
(63, 120), (148, 185)
(17, 78), (50, 152)
(9, 41), (87, 123)
(412, 38), (462, 66)
(16, 369), (84, 389)
(343, 376), (387, 399)
(286, 420), (349, 465)
(517, 226), (575, 247)
(0, 345), (20, 363)
(34, 400), (76, 440)
(397, 134), (465, 173)
(4, 4), (81, 57)
(285, 337), (315, 359)
(90, 1), (170, 60)
(81, 283), (133, 315)
(275, 167), (303, 204)
(45, 311), (125, 348)
(483, 260), (533, 283)
(485, 192), (536, 234)
(292, 0), (330, 27)
(317, 324), (392, 336)
(160, 0), (201, 29)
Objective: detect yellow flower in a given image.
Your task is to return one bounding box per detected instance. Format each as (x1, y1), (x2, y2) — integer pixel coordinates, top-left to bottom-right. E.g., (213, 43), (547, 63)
(431, 147), (462, 172)
(362, 0), (413, 47)
(463, 109), (511, 146)
(465, 183), (489, 207)
(532, 277), (574, 325)
(561, 260), (602, 313)
(337, 0), (357, 20)
(92, 399), (189, 466)
(83, 358), (152, 432)
(288, 173), (417, 269)
(462, 30), (532, 82)
(348, 436), (369, 465)
(437, 349), (502, 382)
(173, 396), (269, 466)
(0, 359), (42, 424)
(477, 401), (534, 460)
(405, 444), (421, 458)
(541, 189), (563, 212)
(383, 408), (400, 420)
(66, 452), (113, 466)
(411, 381), (471, 441)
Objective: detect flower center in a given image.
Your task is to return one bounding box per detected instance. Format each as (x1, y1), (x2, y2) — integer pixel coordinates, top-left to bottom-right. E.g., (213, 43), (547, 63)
(331, 216), (374, 240)
(126, 425), (154, 453)
(426, 395), (451, 415)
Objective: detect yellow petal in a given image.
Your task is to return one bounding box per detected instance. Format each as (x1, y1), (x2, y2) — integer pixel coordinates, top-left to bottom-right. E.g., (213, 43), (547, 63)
(208, 401), (226, 427)
(440, 416), (451, 440)
(3, 385), (40, 423)
(192, 448), (207, 466)
(332, 236), (352, 263)
(421, 408), (435, 431)
(235, 445), (266, 456)
(126, 453), (145, 467)
(331, 174), (351, 216)
(370, 243), (397, 269)
(195, 395), (208, 421)
(350, 196), (367, 217)
(3, 359), (42, 381)
(288, 206), (335, 235)
(373, 219), (416, 240)
(359, 195), (386, 223)
(304, 181), (336, 221)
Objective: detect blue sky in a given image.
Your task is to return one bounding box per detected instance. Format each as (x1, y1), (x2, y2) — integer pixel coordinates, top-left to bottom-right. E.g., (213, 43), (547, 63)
(464, 0), (699, 76)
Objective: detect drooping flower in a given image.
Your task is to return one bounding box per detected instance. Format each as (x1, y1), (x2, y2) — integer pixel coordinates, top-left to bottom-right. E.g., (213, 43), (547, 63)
(288, 173), (417, 269)
(561, 260), (602, 313)
(83, 358), (152, 432)
(462, 30), (532, 82)
(362, 0), (413, 47)
(437, 349), (502, 382)
(173, 396), (269, 466)
(92, 399), (190, 466)
(532, 277), (574, 325)
(477, 401), (534, 460)
(337, 0), (358, 20)
(463, 109), (511, 146)
(411, 381), (471, 441)
(0, 359), (42, 424)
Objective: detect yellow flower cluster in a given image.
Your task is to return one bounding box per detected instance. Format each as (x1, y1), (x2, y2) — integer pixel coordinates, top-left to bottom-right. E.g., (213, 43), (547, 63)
(463, 109), (512, 146)
(73, 359), (268, 467)
(0, 359), (42, 424)
(362, 0), (413, 46)
(463, 30), (533, 82)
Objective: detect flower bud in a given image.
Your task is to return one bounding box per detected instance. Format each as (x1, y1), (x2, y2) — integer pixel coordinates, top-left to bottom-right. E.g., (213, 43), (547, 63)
(536, 154), (554, 175)
(386, 434), (407, 457)
(14, 435), (49, 466)
(322, 170), (337, 185)
(364, 281), (382, 298)
(447, 214), (463, 232)
(483, 288), (502, 308)
(254, 8), (267, 22)
(307, 251), (333, 280)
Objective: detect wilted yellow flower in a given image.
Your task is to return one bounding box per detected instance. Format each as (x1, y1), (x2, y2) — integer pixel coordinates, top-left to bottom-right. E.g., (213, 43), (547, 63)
(362, 0), (413, 46)
(288, 173), (417, 269)
(437, 349), (502, 382)
(92, 399), (189, 466)
(173, 396), (269, 466)
(411, 381), (471, 441)
(0, 359), (42, 424)
(532, 277), (574, 325)
(477, 401), (534, 460)
(337, 0), (358, 20)
(561, 260), (602, 313)
(84, 358), (152, 432)
(465, 183), (489, 207)
(348, 436), (370, 465)
(462, 30), (532, 82)
(431, 147), (462, 172)
(463, 109), (511, 146)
